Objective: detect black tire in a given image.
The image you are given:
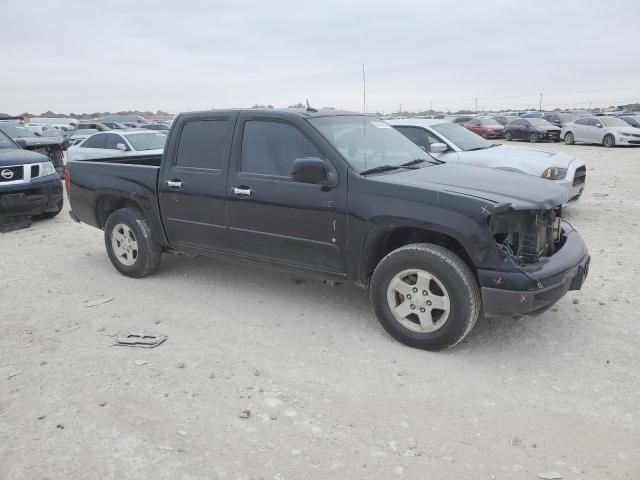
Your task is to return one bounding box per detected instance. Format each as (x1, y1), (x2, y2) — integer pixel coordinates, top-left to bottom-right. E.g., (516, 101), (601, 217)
(35, 198), (63, 220)
(104, 208), (162, 278)
(370, 243), (481, 351)
(564, 132), (575, 145)
(528, 132), (539, 143)
(603, 134), (615, 148)
(505, 131), (512, 141)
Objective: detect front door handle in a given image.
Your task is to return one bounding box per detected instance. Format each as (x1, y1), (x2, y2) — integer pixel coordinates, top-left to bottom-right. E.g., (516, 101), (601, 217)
(232, 186), (254, 198)
(167, 180), (183, 189)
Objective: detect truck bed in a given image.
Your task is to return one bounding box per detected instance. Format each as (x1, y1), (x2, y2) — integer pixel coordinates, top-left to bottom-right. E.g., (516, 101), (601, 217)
(67, 154), (164, 238)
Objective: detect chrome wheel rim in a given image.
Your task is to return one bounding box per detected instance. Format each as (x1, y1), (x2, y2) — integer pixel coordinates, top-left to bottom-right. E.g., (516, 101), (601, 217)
(111, 223), (138, 266)
(604, 135), (613, 147)
(386, 269), (451, 333)
(565, 133), (573, 144)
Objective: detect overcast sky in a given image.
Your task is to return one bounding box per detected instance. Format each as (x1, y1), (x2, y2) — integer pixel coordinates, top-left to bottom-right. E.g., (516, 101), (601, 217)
(2, 0), (639, 114)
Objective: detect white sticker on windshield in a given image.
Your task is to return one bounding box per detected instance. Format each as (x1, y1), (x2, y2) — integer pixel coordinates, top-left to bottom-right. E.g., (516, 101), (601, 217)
(370, 120), (391, 129)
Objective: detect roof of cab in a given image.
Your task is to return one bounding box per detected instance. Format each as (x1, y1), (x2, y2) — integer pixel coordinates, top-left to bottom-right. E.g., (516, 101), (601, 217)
(181, 108), (364, 119)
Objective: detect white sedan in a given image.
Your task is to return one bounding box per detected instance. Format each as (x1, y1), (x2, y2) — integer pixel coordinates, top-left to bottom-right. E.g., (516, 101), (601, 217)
(561, 116), (640, 147)
(387, 118), (586, 205)
(68, 130), (167, 161)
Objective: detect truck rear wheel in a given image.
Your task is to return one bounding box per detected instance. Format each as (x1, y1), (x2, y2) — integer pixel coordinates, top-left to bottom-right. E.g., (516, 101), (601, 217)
(370, 243), (480, 351)
(104, 208), (162, 278)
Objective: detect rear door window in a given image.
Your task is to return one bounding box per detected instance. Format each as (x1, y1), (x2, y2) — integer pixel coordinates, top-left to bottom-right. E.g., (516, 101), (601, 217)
(176, 119), (229, 170)
(82, 134), (106, 148)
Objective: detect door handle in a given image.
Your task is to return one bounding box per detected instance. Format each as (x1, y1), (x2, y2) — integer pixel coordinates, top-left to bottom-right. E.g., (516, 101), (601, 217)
(167, 180), (183, 189)
(232, 186), (254, 197)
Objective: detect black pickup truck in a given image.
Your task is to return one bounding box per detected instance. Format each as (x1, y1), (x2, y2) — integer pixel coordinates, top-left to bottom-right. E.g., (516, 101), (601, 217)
(0, 129), (64, 221)
(67, 109), (590, 350)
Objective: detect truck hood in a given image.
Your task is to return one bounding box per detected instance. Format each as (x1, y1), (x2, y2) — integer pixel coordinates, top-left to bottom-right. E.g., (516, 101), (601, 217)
(457, 144), (577, 175)
(0, 148), (49, 166)
(377, 163), (569, 210)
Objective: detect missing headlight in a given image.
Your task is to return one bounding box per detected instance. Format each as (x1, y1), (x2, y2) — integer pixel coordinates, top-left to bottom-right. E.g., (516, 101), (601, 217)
(490, 207), (562, 264)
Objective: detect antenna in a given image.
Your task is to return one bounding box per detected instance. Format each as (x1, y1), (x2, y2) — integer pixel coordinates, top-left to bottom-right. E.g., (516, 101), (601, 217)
(305, 99), (318, 113)
(362, 63), (366, 113)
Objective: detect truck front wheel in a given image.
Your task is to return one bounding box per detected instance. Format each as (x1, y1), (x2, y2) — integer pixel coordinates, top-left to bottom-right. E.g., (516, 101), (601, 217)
(370, 243), (480, 351)
(104, 208), (162, 278)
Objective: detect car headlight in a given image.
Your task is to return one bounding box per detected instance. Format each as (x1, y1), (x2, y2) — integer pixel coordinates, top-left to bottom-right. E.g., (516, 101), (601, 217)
(38, 161), (56, 177)
(541, 167), (567, 180)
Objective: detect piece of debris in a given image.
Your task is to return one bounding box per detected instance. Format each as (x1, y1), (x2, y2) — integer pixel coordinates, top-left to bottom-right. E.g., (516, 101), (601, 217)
(177, 362), (185, 369)
(178, 430), (187, 436)
(239, 409), (251, 419)
(134, 360), (148, 366)
(572, 299), (579, 305)
(7, 372), (20, 380)
(114, 332), (167, 348)
(270, 414), (278, 420)
(538, 473), (563, 480)
(37, 415), (46, 420)
(84, 297), (114, 308)
(253, 369), (260, 376)
(99, 400), (107, 407)
(157, 445), (174, 451)
(56, 424), (64, 430)
(154, 320), (161, 325)
(397, 370), (408, 377)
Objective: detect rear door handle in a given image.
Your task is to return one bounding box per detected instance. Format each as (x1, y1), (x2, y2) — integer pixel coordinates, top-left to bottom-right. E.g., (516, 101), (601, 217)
(167, 180), (183, 189)
(232, 186), (254, 198)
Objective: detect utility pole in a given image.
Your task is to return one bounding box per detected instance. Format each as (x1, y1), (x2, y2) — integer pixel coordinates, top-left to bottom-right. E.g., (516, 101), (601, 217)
(399, 104), (402, 114)
(539, 93), (543, 111)
(430, 100), (433, 112)
(475, 98), (478, 112)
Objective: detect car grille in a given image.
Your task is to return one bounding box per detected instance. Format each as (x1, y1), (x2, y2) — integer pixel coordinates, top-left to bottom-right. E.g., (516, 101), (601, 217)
(573, 166), (586, 186)
(0, 165), (24, 182)
(545, 131), (560, 139)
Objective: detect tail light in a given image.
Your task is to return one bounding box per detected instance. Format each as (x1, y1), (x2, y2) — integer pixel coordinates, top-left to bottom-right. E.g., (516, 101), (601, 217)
(64, 169), (71, 200)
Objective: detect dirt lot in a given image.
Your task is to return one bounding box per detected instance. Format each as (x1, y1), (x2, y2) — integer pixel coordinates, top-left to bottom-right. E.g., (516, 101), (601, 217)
(1, 142), (639, 479)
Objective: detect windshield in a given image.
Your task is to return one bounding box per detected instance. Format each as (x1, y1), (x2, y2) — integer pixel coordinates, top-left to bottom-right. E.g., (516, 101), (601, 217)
(600, 117), (629, 127)
(0, 125), (36, 138)
(527, 118), (553, 126)
(124, 132), (167, 151)
(308, 116), (431, 172)
(431, 122), (493, 151)
(480, 119), (501, 126)
(0, 129), (16, 149)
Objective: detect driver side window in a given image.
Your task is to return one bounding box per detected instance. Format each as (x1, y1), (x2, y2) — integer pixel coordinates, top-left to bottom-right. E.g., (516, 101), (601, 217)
(395, 126), (443, 152)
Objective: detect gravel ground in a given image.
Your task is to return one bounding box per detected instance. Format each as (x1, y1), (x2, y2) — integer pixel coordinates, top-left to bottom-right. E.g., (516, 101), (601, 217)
(1, 142), (639, 480)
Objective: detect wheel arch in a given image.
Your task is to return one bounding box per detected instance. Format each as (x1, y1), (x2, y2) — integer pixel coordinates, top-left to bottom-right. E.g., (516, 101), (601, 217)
(95, 192), (169, 247)
(359, 224), (476, 286)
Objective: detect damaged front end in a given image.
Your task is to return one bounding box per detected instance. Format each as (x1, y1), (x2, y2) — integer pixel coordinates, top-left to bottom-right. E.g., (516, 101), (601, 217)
(490, 206), (563, 265)
(479, 204), (590, 318)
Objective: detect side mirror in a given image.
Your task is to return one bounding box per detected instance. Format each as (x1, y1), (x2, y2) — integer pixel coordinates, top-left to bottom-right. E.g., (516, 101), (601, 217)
(430, 142), (448, 153)
(14, 138), (28, 148)
(290, 157), (336, 186)
(116, 143), (127, 151)
(596, 124), (603, 128)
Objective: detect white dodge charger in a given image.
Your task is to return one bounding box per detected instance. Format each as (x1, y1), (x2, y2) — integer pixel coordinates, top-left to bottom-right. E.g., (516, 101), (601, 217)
(68, 130), (167, 161)
(387, 118), (586, 206)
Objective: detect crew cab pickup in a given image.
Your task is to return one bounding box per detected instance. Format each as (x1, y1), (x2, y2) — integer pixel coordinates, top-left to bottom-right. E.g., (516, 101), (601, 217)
(67, 109), (590, 350)
(0, 129), (64, 221)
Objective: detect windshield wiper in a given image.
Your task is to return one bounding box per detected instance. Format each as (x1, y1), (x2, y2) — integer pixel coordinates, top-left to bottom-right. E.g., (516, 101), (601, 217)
(466, 144), (500, 152)
(360, 164), (420, 175)
(404, 157), (445, 166)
